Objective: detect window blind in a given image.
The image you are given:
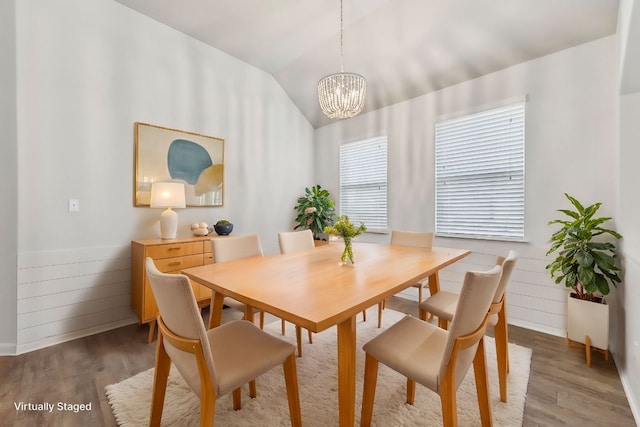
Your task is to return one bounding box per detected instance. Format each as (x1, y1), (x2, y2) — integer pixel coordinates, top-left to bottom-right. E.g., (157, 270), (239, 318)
(339, 137), (388, 232)
(435, 102), (525, 240)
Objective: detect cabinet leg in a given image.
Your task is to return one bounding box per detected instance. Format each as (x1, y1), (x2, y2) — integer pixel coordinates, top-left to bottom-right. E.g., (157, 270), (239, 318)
(147, 320), (157, 343)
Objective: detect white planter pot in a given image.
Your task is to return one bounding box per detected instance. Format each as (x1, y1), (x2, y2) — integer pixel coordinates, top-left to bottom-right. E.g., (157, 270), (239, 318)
(567, 294), (609, 351)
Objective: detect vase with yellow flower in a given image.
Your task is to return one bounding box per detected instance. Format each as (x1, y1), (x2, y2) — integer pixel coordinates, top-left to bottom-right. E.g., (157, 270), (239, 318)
(324, 215), (367, 264)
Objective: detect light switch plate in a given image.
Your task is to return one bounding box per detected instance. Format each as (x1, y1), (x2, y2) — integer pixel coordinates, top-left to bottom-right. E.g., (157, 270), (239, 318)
(68, 199), (80, 212)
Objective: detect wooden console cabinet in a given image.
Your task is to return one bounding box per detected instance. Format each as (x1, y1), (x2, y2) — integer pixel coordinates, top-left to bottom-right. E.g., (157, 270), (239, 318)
(131, 235), (218, 342)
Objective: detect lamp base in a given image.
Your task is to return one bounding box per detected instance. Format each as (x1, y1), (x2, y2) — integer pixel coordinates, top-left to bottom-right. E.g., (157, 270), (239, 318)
(159, 208), (178, 239)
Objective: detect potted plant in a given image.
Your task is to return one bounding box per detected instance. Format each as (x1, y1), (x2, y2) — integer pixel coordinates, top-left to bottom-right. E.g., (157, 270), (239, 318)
(324, 215), (367, 264)
(213, 219), (233, 236)
(293, 185), (336, 240)
(546, 193), (622, 365)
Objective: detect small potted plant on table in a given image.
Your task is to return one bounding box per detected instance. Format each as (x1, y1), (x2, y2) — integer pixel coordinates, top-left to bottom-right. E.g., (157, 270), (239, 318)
(546, 193), (622, 366)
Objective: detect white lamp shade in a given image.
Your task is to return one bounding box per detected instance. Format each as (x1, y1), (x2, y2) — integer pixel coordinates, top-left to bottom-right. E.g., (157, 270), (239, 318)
(150, 182), (185, 239)
(150, 182), (186, 208)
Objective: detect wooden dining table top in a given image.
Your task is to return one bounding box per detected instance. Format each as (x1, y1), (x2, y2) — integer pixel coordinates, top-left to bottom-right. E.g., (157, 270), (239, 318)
(182, 242), (470, 333)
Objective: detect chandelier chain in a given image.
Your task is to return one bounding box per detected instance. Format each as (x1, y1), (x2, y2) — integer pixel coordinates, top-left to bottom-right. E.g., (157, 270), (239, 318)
(340, 0), (344, 73)
(317, 0), (366, 119)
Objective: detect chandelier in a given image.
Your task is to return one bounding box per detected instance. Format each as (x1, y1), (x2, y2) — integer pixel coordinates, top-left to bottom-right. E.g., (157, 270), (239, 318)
(318, 0), (366, 119)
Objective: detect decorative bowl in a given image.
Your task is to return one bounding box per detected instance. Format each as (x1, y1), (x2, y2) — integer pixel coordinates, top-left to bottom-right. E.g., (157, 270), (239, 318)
(214, 223), (233, 236)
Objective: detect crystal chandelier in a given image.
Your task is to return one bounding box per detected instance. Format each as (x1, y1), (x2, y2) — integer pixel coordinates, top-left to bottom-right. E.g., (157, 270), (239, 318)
(318, 0), (366, 119)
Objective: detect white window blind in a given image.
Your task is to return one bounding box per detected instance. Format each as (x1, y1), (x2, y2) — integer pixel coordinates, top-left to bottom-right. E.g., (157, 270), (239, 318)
(435, 102), (525, 240)
(340, 137), (388, 232)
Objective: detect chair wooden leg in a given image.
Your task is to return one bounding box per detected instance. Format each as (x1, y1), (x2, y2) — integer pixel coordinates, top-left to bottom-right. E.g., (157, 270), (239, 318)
(259, 311), (264, 329)
(439, 376), (457, 427)
(295, 325), (303, 357)
(406, 378), (416, 405)
(419, 307), (428, 322)
(418, 286), (423, 303)
(362, 309), (367, 322)
(281, 319), (286, 335)
(282, 353), (302, 427)
(439, 318), (449, 330)
(473, 338), (493, 427)
(360, 353), (379, 427)
(249, 380), (257, 398)
(307, 329), (313, 344)
(377, 302), (383, 328)
(149, 333), (171, 427)
(501, 299), (511, 373)
(495, 308), (509, 402)
(232, 388), (242, 410)
(199, 384), (217, 427)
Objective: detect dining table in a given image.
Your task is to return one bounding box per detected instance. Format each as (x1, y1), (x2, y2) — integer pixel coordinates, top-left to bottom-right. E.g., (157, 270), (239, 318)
(182, 241), (470, 427)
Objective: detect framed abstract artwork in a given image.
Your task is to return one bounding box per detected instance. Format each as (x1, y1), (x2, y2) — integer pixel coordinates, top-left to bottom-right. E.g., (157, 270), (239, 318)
(134, 122), (224, 207)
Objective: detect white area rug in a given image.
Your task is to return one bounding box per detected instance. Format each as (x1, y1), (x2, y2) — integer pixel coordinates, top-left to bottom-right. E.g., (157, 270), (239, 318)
(106, 308), (531, 426)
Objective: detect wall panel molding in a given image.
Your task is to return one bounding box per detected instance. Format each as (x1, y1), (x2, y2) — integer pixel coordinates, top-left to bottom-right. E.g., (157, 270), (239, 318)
(16, 245), (136, 353)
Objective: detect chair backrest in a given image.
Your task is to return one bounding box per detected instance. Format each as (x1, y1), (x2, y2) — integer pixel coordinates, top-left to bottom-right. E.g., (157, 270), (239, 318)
(213, 234), (263, 263)
(493, 250), (517, 304)
(390, 230), (434, 248)
(145, 258), (217, 396)
(440, 265), (502, 390)
(278, 230), (315, 254)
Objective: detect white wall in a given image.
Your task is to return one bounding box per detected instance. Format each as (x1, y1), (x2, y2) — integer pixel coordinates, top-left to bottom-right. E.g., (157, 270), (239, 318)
(315, 36), (618, 337)
(615, 1), (640, 421)
(8, 0), (314, 353)
(0, 0), (18, 354)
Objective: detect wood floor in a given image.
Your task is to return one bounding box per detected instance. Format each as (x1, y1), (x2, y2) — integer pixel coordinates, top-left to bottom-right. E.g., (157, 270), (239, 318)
(0, 297), (636, 427)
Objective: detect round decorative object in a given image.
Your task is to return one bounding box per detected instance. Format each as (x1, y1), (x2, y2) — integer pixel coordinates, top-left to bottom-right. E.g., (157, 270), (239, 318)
(214, 223), (233, 236)
(192, 228), (209, 236)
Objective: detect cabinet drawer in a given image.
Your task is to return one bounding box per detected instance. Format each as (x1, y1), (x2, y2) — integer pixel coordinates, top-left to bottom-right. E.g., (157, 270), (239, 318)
(203, 240), (214, 264)
(146, 242), (204, 259)
(154, 254), (204, 273)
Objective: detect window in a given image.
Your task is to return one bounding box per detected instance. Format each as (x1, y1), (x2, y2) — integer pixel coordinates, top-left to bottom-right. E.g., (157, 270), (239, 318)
(339, 137), (388, 232)
(435, 102), (525, 240)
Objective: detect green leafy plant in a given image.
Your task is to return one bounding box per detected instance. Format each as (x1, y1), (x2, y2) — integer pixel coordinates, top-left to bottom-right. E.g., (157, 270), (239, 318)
(216, 219), (231, 225)
(294, 185), (336, 239)
(324, 215), (367, 264)
(546, 194), (622, 301)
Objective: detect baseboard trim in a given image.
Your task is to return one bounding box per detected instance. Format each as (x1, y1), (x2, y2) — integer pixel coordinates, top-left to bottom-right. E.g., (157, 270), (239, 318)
(615, 353), (640, 426)
(508, 318), (565, 339)
(15, 316), (138, 355)
(0, 342), (17, 356)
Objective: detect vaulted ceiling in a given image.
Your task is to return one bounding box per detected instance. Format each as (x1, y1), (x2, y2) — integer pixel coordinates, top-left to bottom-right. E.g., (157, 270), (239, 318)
(113, 0), (619, 128)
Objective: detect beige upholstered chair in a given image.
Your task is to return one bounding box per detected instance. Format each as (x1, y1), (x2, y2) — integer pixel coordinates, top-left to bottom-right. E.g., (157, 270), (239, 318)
(360, 265), (503, 427)
(278, 229), (316, 253)
(145, 258), (302, 427)
(419, 251), (517, 402)
(210, 235), (265, 330)
(277, 230), (315, 356)
(377, 230), (435, 328)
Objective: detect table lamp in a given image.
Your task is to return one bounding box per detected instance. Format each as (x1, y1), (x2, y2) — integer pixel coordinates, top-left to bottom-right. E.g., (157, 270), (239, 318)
(150, 182), (186, 239)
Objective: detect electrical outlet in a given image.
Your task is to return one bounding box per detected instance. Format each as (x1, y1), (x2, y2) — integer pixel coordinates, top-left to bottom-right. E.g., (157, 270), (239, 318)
(68, 199), (80, 212)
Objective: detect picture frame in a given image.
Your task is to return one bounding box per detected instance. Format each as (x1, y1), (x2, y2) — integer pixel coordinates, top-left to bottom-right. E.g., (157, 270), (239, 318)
(134, 122), (224, 207)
